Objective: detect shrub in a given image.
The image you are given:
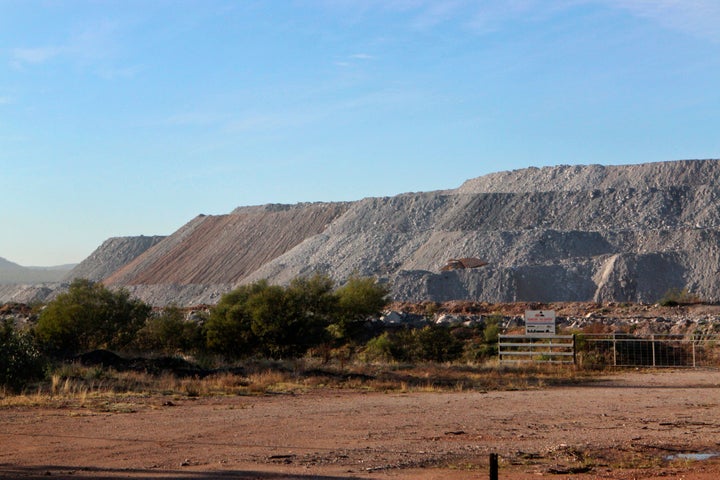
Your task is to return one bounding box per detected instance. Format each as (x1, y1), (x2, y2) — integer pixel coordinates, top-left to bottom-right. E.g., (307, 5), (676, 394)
(35, 279), (151, 356)
(332, 275), (391, 343)
(658, 287), (701, 307)
(206, 274), (390, 359)
(0, 320), (45, 392)
(205, 281), (266, 358)
(415, 326), (464, 363)
(483, 315), (502, 344)
(133, 305), (204, 355)
(362, 332), (395, 363)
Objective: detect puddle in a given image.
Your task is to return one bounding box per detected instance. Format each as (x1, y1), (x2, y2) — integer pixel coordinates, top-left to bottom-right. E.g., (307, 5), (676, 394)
(665, 452), (719, 461)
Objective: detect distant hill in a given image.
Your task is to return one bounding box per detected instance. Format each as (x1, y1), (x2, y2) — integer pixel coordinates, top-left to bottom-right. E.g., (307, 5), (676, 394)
(0, 257), (75, 285)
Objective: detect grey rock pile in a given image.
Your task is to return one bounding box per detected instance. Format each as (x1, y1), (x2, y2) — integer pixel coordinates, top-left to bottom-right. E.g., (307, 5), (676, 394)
(4, 159), (720, 307)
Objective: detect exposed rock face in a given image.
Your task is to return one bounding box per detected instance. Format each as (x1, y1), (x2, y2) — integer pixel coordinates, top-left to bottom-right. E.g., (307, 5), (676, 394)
(10, 159), (720, 307)
(242, 159), (720, 305)
(65, 236), (166, 282)
(0, 284), (58, 304)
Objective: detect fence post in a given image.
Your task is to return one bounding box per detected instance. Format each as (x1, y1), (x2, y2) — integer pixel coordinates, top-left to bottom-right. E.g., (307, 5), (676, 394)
(489, 453), (499, 480)
(692, 334), (696, 368)
(572, 334), (577, 366)
(651, 334), (656, 367)
(613, 333), (617, 367)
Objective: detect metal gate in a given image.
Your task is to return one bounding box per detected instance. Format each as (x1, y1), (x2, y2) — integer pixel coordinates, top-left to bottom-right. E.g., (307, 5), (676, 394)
(498, 334), (575, 364)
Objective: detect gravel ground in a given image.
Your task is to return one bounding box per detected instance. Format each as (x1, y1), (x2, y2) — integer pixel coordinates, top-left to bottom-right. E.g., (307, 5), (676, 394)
(1, 369), (720, 479)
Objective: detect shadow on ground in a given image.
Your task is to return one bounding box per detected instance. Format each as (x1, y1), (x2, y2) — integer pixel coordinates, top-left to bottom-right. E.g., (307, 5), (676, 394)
(0, 464), (365, 480)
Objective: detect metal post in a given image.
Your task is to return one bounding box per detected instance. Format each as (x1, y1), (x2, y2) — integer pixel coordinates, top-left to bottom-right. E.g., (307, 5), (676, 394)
(651, 334), (656, 367)
(692, 334), (696, 368)
(613, 333), (617, 367)
(572, 334), (577, 366)
(489, 453), (499, 480)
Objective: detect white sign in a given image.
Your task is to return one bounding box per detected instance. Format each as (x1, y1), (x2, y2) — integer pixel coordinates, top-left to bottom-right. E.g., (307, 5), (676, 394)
(524, 310), (556, 336)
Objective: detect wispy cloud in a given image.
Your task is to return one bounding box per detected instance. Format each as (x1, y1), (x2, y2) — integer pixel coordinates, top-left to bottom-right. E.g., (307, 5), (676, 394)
(310, 0), (720, 41)
(335, 52), (375, 68)
(600, 0), (720, 41)
(8, 19), (139, 73)
(10, 46), (65, 66)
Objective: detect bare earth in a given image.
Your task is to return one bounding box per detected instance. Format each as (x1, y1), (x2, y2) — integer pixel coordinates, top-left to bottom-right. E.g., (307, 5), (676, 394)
(2, 370), (720, 480)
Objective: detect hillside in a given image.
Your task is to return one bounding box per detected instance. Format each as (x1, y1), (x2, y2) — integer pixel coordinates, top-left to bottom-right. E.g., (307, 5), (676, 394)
(5, 159), (720, 307)
(65, 236), (166, 282)
(99, 203), (351, 305)
(243, 160), (720, 305)
(0, 257), (74, 285)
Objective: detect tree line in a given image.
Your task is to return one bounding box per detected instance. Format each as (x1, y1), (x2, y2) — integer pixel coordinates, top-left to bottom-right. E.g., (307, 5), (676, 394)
(2, 276), (500, 392)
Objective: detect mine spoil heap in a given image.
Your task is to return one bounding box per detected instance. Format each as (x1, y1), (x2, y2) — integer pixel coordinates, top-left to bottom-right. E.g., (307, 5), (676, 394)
(17, 159), (720, 306)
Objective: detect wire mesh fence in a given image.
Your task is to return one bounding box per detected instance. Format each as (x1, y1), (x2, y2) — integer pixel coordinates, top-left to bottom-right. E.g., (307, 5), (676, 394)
(578, 333), (720, 368)
(499, 333), (720, 368)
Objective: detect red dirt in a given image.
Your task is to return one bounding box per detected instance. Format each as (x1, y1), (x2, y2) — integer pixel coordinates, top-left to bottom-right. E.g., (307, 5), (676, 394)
(2, 370), (720, 479)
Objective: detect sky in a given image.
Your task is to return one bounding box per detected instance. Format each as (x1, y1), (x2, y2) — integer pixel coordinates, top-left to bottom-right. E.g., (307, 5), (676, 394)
(1, 0), (720, 266)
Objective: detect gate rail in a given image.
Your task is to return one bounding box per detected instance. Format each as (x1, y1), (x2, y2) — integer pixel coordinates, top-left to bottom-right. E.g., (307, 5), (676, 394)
(498, 335), (575, 364)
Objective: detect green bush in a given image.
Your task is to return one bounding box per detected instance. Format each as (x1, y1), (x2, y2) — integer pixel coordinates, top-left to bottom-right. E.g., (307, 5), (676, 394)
(483, 315), (502, 344)
(35, 279), (151, 356)
(205, 281), (267, 358)
(331, 275), (391, 343)
(0, 320), (45, 392)
(362, 332), (395, 362)
(414, 325), (464, 363)
(133, 305), (204, 355)
(206, 274), (390, 359)
(658, 287), (700, 307)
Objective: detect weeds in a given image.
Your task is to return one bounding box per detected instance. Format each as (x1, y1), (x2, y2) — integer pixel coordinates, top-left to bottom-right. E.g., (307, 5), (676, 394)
(0, 358), (601, 410)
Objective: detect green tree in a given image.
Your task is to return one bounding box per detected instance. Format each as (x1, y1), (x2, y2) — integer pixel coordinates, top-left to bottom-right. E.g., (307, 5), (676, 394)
(362, 330), (416, 363)
(206, 275), (389, 359)
(332, 276), (390, 343)
(133, 305), (203, 355)
(287, 274), (337, 320)
(415, 325), (464, 363)
(0, 320), (45, 392)
(205, 281), (266, 358)
(246, 283), (326, 358)
(35, 279), (151, 356)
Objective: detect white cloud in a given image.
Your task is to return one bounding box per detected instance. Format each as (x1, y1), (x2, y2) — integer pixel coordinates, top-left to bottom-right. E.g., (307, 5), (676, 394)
(8, 19), (134, 72)
(311, 0), (720, 41)
(95, 65), (143, 80)
(600, 0), (720, 41)
(11, 46), (65, 68)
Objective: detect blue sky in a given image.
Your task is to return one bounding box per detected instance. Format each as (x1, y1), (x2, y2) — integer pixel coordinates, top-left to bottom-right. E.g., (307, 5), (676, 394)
(2, 1), (719, 266)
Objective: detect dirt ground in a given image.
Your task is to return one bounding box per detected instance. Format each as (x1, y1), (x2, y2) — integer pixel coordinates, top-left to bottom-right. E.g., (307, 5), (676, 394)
(1, 369), (720, 480)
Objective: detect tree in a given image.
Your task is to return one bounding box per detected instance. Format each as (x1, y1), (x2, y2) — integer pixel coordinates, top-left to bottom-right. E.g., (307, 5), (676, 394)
(206, 274), (389, 359)
(332, 275), (391, 343)
(205, 281), (266, 358)
(133, 305), (203, 355)
(0, 320), (45, 392)
(415, 326), (464, 363)
(246, 283), (325, 358)
(35, 279), (151, 356)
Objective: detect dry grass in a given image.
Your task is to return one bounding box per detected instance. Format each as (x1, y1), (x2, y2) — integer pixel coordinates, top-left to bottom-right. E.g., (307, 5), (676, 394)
(0, 358), (602, 409)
